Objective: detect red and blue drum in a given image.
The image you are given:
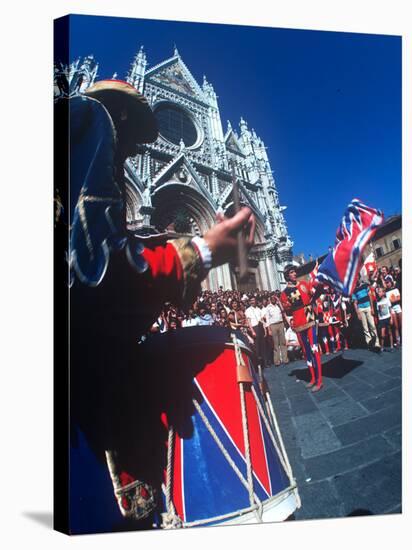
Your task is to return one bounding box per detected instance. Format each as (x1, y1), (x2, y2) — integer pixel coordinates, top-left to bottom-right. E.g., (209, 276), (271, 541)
(152, 327), (300, 527)
(70, 326), (299, 532)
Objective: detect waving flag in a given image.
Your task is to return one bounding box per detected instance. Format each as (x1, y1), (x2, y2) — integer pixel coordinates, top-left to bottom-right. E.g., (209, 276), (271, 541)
(315, 199), (384, 296)
(360, 251), (378, 280)
(309, 259), (319, 285)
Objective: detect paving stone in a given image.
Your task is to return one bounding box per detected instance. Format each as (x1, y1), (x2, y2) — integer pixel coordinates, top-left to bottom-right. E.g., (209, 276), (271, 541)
(371, 377), (401, 394)
(309, 387), (345, 404)
(276, 420), (297, 445)
(382, 426), (402, 451)
(280, 425), (299, 445)
(294, 412), (342, 459)
(333, 404), (401, 446)
(289, 395), (319, 416)
(295, 479), (344, 519)
(378, 353), (402, 368)
(263, 346), (401, 520)
(351, 369), (393, 387)
(339, 381), (377, 401)
(333, 452), (402, 516)
(318, 396), (368, 426)
(279, 380), (309, 398)
(280, 435), (300, 457)
(383, 367), (402, 378)
(329, 373), (362, 387)
(303, 435), (393, 481)
(271, 398), (292, 418)
(360, 387), (402, 413)
(268, 387), (288, 405)
(287, 451), (308, 484)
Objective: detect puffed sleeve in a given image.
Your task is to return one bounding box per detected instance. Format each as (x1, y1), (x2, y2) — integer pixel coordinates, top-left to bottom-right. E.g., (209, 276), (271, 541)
(142, 238), (207, 310)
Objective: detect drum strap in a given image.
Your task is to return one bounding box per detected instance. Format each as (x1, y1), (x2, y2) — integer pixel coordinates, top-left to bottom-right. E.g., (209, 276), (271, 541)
(232, 335), (253, 384)
(161, 426), (183, 529)
(251, 386), (293, 481)
(232, 334), (300, 510)
(249, 386), (301, 510)
(239, 381), (262, 523)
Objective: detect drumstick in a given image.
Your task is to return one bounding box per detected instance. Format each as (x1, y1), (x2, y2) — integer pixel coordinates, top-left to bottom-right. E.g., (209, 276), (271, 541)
(231, 161), (248, 282)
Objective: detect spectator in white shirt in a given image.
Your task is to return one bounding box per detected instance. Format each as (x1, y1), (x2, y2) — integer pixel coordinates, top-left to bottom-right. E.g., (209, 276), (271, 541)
(260, 297), (274, 366)
(385, 278), (402, 346)
(285, 319), (302, 361)
(376, 287), (394, 351)
(245, 296), (266, 368)
(196, 305), (214, 326)
(264, 293), (289, 366)
(182, 309), (199, 328)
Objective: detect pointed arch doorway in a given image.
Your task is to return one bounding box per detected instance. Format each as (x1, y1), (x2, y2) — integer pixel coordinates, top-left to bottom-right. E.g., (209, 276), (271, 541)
(151, 183), (232, 291)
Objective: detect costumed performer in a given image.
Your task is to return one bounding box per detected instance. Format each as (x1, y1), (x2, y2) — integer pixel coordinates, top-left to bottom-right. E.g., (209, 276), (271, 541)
(280, 265), (323, 392)
(55, 79), (255, 528)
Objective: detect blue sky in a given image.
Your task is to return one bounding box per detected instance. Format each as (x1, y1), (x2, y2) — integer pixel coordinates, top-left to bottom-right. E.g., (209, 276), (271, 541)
(68, 15), (401, 258)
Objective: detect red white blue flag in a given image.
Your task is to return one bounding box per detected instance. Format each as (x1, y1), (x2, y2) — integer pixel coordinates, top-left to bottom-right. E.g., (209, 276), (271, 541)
(315, 199), (384, 296)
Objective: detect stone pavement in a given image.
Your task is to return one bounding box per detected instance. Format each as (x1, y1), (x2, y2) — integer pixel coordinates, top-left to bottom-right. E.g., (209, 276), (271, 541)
(264, 347), (402, 519)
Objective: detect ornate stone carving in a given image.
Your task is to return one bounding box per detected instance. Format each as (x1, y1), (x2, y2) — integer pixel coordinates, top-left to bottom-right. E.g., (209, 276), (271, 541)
(103, 47), (294, 290)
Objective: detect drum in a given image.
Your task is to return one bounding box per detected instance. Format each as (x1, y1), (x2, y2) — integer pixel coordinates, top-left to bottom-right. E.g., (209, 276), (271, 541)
(70, 326), (300, 532)
(145, 326), (300, 528)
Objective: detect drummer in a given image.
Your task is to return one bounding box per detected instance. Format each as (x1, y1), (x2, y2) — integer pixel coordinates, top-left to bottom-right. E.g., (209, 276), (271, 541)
(63, 80), (256, 526)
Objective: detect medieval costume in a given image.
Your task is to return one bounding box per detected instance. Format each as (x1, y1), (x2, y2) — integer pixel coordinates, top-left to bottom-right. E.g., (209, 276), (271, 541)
(57, 81), (214, 529)
(280, 266), (323, 391)
(315, 294), (332, 355)
(329, 291), (343, 352)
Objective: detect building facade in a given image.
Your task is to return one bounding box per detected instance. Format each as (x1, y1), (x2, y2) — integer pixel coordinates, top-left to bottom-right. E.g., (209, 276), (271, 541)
(369, 215), (402, 270)
(58, 47), (294, 291)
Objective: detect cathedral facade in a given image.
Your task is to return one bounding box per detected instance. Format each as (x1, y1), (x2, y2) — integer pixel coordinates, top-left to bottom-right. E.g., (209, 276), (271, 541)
(59, 47), (294, 291)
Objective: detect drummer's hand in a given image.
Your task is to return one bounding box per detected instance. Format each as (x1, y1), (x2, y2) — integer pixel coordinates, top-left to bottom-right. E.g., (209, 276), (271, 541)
(204, 207), (255, 267)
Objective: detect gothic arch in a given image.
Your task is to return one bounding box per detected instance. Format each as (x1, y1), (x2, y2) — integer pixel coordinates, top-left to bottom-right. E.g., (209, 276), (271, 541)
(151, 183), (216, 235)
(253, 218), (265, 245)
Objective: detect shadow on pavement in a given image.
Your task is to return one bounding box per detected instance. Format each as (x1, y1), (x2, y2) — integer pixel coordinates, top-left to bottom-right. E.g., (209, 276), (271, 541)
(289, 354), (363, 382)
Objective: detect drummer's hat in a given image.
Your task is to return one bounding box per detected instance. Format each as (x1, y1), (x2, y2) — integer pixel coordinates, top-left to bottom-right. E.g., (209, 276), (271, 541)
(84, 80), (158, 143)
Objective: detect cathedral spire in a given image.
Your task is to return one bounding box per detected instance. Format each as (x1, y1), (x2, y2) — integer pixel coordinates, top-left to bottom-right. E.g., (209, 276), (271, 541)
(202, 74), (217, 107)
(202, 75), (210, 92)
(239, 116), (248, 133)
(68, 54), (98, 95)
(127, 45), (147, 93)
(173, 44), (180, 57)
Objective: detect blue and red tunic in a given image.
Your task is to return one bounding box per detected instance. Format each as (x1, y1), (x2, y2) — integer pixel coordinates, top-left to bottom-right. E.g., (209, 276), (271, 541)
(280, 280), (316, 332)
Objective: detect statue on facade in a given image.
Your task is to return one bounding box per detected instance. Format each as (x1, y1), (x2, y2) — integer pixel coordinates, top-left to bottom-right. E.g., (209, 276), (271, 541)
(265, 213), (273, 236)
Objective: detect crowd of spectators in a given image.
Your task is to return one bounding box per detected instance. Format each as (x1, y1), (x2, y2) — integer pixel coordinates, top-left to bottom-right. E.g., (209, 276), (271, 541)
(148, 263), (402, 365)
(354, 262), (402, 352)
